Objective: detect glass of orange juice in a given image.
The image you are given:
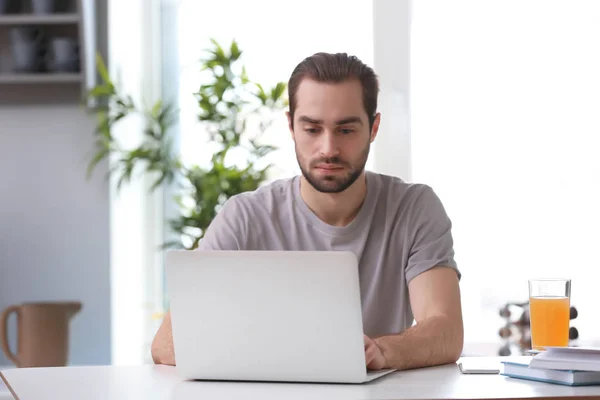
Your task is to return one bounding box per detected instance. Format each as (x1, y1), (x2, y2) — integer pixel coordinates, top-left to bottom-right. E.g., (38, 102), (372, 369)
(528, 279), (571, 350)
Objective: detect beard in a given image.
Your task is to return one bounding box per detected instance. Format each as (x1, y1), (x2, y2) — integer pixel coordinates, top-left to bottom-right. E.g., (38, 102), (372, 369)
(296, 142), (370, 194)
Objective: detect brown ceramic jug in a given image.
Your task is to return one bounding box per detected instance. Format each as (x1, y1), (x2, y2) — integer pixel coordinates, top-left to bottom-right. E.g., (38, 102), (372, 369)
(0, 301), (81, 367)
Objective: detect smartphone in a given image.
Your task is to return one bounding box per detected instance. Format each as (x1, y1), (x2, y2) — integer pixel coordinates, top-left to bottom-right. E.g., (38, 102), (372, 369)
(457, 361), (500, 374)
(524, 349), (542, 355)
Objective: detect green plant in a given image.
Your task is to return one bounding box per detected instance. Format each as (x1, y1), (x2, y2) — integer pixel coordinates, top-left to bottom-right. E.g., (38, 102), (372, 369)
(87, 39), (288, 249)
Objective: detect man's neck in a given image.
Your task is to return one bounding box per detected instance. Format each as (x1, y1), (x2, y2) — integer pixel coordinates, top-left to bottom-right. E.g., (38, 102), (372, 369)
(299, 172), (368, 227)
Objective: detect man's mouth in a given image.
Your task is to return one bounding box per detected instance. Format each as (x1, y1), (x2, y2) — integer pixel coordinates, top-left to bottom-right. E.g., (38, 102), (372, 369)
(315, 164), (344, 171)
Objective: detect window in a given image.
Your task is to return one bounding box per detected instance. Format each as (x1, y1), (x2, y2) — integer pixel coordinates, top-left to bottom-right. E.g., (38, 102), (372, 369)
(411, 0), (600, 346)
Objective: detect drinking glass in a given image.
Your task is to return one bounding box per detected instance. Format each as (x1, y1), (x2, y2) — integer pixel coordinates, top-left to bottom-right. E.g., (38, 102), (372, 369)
(528, 279), (571, 350)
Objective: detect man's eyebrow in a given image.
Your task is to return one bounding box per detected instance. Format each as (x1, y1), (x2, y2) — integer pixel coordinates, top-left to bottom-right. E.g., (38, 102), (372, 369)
(298, 116), (363, 125)
(335, 117), (363, 125)
(298, 116), (323, 124)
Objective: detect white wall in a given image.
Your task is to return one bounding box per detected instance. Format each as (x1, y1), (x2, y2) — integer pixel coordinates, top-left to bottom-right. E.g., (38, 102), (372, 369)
(0, 0), (110, 366)
(0, 105), (111, 366)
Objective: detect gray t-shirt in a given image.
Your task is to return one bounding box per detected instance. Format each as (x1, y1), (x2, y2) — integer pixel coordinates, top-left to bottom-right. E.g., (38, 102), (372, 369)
(197, 171), (460, 337)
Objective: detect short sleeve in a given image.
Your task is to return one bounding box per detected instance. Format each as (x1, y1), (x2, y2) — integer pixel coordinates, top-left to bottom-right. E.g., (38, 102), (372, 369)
(195, 195), (247, 251)
(405, 185), (460, 283)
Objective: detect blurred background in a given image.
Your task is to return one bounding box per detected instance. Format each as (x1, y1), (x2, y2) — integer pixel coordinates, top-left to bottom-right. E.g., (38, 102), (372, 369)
(0, 0), (599, 367)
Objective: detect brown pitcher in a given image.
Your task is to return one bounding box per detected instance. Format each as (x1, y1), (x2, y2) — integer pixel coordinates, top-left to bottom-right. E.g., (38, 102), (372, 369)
(0, 301), (81, 367)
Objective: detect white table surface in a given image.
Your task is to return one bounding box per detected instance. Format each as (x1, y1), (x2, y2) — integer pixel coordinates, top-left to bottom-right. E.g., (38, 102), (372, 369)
(2, 357), (600, 400)
(0, 366), (10, 400)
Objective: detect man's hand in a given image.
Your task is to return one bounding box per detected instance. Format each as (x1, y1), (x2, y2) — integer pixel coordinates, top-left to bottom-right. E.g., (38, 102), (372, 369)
(151, 311), (176, 365)
(364, 335), (387, 370)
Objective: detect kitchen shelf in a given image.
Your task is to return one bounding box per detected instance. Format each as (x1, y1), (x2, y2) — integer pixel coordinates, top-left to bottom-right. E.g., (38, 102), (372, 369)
(0, 0), (96, 105)
(0, 73), (82, 84)
(0, 14), (79, 25)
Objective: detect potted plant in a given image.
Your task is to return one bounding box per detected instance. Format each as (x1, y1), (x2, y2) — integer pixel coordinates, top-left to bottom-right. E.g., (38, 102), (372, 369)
(86, 39), (288, 249)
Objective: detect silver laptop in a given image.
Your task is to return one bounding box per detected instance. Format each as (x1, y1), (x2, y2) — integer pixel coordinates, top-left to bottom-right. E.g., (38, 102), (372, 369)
(165, 250), (396, 383)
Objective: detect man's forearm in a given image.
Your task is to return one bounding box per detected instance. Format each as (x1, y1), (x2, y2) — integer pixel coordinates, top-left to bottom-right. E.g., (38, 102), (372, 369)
(375, 315), (463, 370)
(151, 312), (176, 366)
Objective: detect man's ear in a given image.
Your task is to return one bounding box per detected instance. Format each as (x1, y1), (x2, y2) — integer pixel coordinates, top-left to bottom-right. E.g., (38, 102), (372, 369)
(286, 111), (295, 139)
(370, 112), (381, 143)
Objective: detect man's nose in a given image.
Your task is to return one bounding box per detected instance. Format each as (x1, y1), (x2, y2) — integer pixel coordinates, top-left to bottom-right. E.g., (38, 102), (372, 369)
(319, 131), (339, 158)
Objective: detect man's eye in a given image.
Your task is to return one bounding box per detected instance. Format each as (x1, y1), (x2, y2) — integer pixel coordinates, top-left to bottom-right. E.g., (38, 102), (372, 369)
(340, 128), (354, 134)
(305, 128), (318, 134)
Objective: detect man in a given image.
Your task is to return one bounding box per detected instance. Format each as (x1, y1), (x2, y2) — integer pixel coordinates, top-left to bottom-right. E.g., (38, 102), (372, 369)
(152, 52), (463, 371)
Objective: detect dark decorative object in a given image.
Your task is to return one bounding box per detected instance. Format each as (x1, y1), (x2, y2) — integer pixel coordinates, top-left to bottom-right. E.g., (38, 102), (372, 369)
(498, 301), (579, 356)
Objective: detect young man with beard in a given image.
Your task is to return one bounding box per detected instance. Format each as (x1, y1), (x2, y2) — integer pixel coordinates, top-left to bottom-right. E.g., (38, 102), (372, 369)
(152, 52), (464, 371)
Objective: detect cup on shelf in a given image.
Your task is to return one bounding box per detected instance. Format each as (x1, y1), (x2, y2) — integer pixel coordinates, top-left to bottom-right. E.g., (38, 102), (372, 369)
(0, 0), (10, 14)
(9, 27), (45, 73)
(31, 0), (56, 14)
(46, 37), (79, 73)
(0, 0), (19, 14)
(11, 43), (44, 72)
(9, 26), (43, 46)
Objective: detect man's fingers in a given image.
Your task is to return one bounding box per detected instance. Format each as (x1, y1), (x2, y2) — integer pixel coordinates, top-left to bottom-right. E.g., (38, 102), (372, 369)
(364, 335), (380, 367)
(365, 343), (375, 364)
(366, 358), (375, 370)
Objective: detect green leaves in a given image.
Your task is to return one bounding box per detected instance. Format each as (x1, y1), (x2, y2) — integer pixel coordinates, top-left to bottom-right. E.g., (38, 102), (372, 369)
(254, 81), (288, 107)
(230, 40), (242, 60)
(86, 39), (288, 250)
(96, 53), (111, 84)
(271, 82), (286, 102)
(255, 83), (268, 105)
(241, 66), (249, 84)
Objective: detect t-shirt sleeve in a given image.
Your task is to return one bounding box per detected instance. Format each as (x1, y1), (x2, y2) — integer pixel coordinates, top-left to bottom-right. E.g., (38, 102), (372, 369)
(405, 185), (460, 283)
(195, 195), (247, 251)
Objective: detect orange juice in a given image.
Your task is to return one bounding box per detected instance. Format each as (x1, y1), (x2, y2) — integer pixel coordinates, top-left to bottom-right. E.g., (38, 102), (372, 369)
(529, 296), (570, 350)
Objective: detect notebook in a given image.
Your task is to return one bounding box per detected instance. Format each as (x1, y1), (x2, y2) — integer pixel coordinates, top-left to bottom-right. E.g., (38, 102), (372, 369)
(529, 347), (600, 372)
(502, 360), (600, 386)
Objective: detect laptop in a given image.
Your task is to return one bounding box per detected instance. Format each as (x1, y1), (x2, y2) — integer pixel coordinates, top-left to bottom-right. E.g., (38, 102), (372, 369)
(165, 250), (396, 384)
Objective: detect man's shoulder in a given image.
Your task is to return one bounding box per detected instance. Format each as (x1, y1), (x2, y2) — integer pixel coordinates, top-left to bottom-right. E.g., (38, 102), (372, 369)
(226, 176), (296, 212)
(368, 172), (447, 226)
(369, 171), (433, 202)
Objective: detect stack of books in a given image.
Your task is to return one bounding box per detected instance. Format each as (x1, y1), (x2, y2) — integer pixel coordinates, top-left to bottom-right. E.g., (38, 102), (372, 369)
(502, 347), (600, 386)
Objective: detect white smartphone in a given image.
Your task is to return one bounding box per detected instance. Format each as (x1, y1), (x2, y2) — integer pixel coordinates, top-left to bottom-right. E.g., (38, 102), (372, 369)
(457, 361), (500, 374)
(524, 349), (542, 355)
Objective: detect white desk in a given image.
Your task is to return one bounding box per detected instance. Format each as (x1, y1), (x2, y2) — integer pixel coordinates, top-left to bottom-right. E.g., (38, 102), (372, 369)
(2, 357), (600, 400)
(0, 366), (10, 400)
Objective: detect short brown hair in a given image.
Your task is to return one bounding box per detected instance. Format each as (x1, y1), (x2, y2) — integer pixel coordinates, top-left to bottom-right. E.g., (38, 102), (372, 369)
(287, 52), (379, 129)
